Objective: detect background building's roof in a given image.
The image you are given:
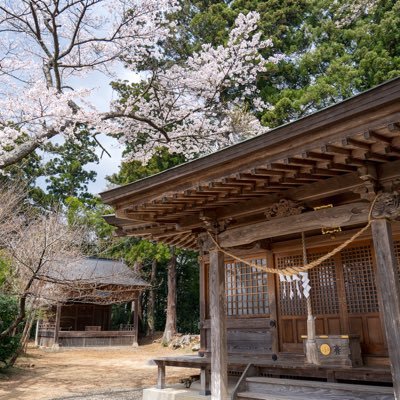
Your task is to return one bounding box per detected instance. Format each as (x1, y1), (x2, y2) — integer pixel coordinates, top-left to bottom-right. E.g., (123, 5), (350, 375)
(49, 257), (149, 287)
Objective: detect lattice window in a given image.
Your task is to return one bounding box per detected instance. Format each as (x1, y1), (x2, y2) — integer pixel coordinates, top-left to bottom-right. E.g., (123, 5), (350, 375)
(308, 253), (339, 315)
(277, 252), (339, 316)
(225, 258), (269, 316)
(341, 245), (379, 314)
(276, 253), (307, 316)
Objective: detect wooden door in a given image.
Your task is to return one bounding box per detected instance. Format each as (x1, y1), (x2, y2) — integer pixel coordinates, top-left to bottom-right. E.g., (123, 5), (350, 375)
(341, 243), (386, 356)
(276, 248), (342, 353)
(276, 240), (388, 357)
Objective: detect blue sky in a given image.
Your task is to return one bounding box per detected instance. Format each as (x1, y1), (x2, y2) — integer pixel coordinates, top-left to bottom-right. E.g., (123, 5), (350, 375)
(66, 66), (140, 195)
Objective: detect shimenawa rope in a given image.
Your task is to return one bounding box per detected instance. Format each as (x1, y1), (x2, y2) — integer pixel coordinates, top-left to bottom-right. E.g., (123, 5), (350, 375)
(206, 195), (382, 276)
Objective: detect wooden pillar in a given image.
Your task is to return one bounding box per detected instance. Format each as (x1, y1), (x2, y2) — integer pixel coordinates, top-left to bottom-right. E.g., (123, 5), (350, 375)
(133, 294), (139, 347)
(199, 254), (208, 355)
(209, 248), (228, 400)
(53, 303), (61, 348)
(266, 250), (279, 356)
(371, 219), (400, 400)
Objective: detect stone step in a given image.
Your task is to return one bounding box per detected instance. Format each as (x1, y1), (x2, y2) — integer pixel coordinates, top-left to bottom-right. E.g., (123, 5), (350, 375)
(242, 377), (394, 400)
(238, 392), (329, 400)
(237, 389), (393, 400)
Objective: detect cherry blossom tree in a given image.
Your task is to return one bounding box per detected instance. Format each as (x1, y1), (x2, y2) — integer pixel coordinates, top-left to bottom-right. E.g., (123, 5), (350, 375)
(0, 0), (277, 168)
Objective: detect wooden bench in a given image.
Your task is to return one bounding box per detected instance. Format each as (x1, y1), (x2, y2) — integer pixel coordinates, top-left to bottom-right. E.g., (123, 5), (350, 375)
(153, 355), (211, 395)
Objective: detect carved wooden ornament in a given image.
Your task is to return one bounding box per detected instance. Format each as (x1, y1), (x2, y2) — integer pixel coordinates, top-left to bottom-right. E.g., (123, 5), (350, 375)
(371, 192), (400, 220)
(264, 199), (304, 220)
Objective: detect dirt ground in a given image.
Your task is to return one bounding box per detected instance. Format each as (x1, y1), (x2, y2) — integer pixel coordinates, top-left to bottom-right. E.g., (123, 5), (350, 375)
(0, 338), (195, 400)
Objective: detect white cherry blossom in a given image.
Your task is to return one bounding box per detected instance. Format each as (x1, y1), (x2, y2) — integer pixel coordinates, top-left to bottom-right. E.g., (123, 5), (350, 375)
(0, 1), (277, 167)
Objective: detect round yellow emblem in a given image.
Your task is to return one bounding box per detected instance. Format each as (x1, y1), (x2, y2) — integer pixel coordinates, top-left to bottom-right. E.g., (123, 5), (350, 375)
(320, 343), (331, 356)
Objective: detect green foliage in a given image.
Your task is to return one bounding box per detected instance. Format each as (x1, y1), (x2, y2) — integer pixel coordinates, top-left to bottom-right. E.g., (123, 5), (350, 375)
(1, 130), (99, 210)
(0, 295), (21, 367)
(65, 196), (115, 255)
(106, 237), (171, 266)
(43, 130), (99, 205)
(0, 254), (11, 287)
(164, 0), (400, 128)
(110, 304), (132, 330)
(107, 147), (187, 185)
(139, 250), (200, 334)
(106, 147), (200, 333)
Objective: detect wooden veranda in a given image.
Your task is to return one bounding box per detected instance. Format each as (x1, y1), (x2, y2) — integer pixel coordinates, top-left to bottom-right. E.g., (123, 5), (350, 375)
(101, 78), (400, 399)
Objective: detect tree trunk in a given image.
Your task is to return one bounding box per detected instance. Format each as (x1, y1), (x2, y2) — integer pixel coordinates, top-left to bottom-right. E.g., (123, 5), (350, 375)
(147, 258), (157, 336)
(8, 313), (34, 367)
(162, 247), (177, 344)
(133, 261), (143, 331)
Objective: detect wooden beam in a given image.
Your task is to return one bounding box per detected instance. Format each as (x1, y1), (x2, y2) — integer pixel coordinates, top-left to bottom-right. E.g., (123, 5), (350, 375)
(251, 168), (284, 177)
(268, 162), (299, 171)
(302, 151), (334, 161)
(309, 167), (341, 176)
(363, 129), (392, 144)
(284, 157), (316, 166)
(327, 162), (357, 172)
(321, 144), (352, 156)
(371, 219), (400, 400)
(209, 248), (228, 400)
(388, 122), (400, 132)
(364, 152), (388, 162)
(216, 171), (364, 220)
(218, 201), (370, 247)
(384, 145), (400, 156)
(342, 137), (371, 150)
(345, 157), (365, 166)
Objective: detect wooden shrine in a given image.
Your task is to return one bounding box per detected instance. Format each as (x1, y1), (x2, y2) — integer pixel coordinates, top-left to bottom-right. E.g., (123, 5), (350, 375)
(100, 78), (400, 399)
(36, 257), (149, 348)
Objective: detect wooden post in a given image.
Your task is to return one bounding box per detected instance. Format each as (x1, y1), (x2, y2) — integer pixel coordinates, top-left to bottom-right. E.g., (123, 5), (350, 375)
(157, 364), (166, 389)
(305, 297), (319, 365)
(133, 295), (139, 347)
(53, 303), (61, 349)
(199, 366), (211, 396)
(371, 219), (400, 400)
(209, 248), (228, 400)
(199, 253), (208, 355)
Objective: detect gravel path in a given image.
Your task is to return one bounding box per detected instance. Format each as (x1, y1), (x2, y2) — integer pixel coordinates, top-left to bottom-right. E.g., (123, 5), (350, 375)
(51, 388), (143, 400)
(0, 343), (194, 400)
